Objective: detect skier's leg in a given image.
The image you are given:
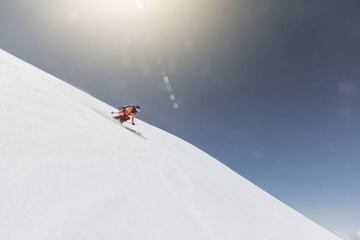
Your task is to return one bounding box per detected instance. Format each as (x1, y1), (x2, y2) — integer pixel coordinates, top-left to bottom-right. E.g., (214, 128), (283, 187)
(120, 115), (130, 123)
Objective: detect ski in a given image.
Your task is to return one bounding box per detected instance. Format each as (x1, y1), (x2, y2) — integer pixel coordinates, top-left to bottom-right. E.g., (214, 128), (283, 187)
(121, 124), (147, 140)
(111, 113), (147, 140)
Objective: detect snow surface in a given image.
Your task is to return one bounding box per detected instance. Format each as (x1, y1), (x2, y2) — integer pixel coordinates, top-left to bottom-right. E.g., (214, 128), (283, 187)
(0, 49), (342, 240)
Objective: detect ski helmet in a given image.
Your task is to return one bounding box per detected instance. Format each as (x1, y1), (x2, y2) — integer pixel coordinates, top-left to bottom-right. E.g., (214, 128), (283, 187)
(135, 105), (141, 112)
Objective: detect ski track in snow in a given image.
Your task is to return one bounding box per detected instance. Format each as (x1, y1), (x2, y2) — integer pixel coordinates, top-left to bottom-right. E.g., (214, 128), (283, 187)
(0, 48), (343, 240)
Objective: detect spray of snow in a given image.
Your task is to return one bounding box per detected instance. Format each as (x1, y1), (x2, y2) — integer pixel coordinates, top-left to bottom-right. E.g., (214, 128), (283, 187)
(334, 230), (360, 240)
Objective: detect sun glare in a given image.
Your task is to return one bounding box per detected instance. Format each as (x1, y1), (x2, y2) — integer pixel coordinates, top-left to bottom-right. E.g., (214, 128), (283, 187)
(136, 0), (144, 11)
(67, 0), (142, 17)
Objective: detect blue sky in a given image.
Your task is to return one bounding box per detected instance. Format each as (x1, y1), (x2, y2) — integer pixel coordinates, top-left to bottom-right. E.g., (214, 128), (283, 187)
(1, 0), (359, 233)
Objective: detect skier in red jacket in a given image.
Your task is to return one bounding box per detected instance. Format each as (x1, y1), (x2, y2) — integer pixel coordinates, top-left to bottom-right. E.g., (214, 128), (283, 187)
(112, 105), (141, 125)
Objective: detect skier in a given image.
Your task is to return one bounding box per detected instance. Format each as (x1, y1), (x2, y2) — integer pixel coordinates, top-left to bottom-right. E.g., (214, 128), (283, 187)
(112, 105), (141, 125)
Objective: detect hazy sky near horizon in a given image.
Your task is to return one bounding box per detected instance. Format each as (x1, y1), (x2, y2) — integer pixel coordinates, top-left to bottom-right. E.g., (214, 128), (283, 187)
(1, 0), (359, 233)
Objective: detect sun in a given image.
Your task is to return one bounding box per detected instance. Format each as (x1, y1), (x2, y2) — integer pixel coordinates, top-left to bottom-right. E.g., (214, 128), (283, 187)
(135, 0), (144, 11)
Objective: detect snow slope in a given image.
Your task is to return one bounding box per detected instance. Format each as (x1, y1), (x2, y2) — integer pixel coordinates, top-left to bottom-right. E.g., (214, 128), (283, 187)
(0, 49), (341, 240)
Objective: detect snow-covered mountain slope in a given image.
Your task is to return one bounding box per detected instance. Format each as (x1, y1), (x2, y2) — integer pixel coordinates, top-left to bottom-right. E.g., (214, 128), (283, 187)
(0, 49), (341, 240)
